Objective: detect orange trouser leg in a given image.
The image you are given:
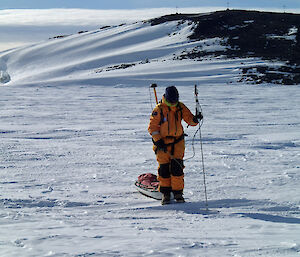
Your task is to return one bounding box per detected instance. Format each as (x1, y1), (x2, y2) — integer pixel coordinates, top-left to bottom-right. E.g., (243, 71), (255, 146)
(171, 174), (184, 191)
(155, 139), (185, 193)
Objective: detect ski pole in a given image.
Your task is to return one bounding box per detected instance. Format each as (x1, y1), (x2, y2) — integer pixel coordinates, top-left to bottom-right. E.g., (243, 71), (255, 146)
(151, 83), (158, 104)
(194, 84), (209, 211)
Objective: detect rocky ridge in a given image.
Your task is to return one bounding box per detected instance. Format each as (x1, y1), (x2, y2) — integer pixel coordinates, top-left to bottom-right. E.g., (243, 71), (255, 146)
(150, 10), (300, 85)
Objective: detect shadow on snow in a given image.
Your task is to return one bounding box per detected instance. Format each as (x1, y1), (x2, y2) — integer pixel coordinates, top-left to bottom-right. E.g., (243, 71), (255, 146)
(142, 198), (300, 224)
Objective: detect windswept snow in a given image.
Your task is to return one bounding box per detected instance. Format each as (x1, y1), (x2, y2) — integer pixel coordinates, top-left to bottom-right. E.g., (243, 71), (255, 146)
(1, 84), (299, 256)
(1, 19), (271, 87)
(0, 16), (300, 257)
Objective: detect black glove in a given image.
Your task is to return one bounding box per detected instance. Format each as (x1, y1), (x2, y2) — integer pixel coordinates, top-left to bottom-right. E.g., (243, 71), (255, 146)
(193, 112), (203, 123)
(154, 139), (167, 152)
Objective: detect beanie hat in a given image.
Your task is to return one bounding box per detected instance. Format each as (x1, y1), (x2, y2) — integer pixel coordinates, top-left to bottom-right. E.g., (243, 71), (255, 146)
(165, 86), (179, 103)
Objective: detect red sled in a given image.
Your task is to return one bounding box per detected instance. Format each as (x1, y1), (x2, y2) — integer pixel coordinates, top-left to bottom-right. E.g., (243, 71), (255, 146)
(135, 173), (173, 200)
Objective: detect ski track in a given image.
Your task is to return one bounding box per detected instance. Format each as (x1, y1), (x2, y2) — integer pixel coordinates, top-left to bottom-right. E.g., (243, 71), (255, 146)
(0, 84), (300, 256)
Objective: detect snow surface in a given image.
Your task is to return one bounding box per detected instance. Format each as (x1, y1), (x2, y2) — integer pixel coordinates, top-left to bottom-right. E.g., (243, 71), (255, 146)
(0, 8), (224, 52)
(0, 16), (300, 257)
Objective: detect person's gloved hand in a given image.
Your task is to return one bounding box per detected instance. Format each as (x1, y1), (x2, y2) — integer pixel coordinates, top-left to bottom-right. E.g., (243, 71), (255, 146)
(154, 139), (167, 152)
(193, 112), (203, 123)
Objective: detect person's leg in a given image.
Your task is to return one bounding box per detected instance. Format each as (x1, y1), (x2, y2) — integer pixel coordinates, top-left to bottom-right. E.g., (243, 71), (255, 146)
(156, 150), (171, 204)
(171, 140), (185, 202)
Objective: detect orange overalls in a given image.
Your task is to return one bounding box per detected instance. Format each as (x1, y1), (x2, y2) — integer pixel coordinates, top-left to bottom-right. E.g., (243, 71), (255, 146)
(148, 97), (198, 194)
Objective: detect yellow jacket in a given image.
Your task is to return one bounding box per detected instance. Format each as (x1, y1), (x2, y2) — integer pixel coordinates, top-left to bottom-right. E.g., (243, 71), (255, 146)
(148, 97), (198, 143)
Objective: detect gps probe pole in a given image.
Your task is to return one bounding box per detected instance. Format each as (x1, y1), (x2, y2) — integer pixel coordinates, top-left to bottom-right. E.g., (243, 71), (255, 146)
(195, 84), (209, 211)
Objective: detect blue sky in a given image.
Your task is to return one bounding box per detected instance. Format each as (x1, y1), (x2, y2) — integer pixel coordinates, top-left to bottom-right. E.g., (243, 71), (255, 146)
(1, 0), (300, 10)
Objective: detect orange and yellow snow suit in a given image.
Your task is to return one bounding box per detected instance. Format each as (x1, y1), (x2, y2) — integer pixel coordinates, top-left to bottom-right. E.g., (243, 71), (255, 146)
(148, 96), (198, 195)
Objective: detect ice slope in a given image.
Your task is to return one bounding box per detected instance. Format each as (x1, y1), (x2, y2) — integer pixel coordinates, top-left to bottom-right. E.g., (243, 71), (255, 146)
(1, 19), (268, 87)
(0, 18), (300, 257)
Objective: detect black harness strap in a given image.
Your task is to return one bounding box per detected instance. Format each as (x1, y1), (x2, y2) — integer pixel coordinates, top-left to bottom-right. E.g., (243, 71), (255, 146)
(165, 134), (185, 156)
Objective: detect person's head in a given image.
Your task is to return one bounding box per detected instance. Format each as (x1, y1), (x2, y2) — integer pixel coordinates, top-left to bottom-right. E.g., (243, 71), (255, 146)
(164, 86), (179, 106)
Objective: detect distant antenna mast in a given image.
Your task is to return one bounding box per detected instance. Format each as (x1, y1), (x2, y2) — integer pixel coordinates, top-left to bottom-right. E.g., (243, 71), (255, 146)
(283, 4), (286, 13)
(227, 1), (230, 10)
(176, 6), (178, 14)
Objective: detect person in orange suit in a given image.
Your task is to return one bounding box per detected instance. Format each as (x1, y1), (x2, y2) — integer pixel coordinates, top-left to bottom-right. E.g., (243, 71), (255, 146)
(148, 86), (203, 205)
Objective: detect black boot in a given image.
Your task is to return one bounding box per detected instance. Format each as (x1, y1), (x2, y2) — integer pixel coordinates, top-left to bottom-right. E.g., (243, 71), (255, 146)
(161, 193), (171, 205)
(174, 193), (185, 203)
